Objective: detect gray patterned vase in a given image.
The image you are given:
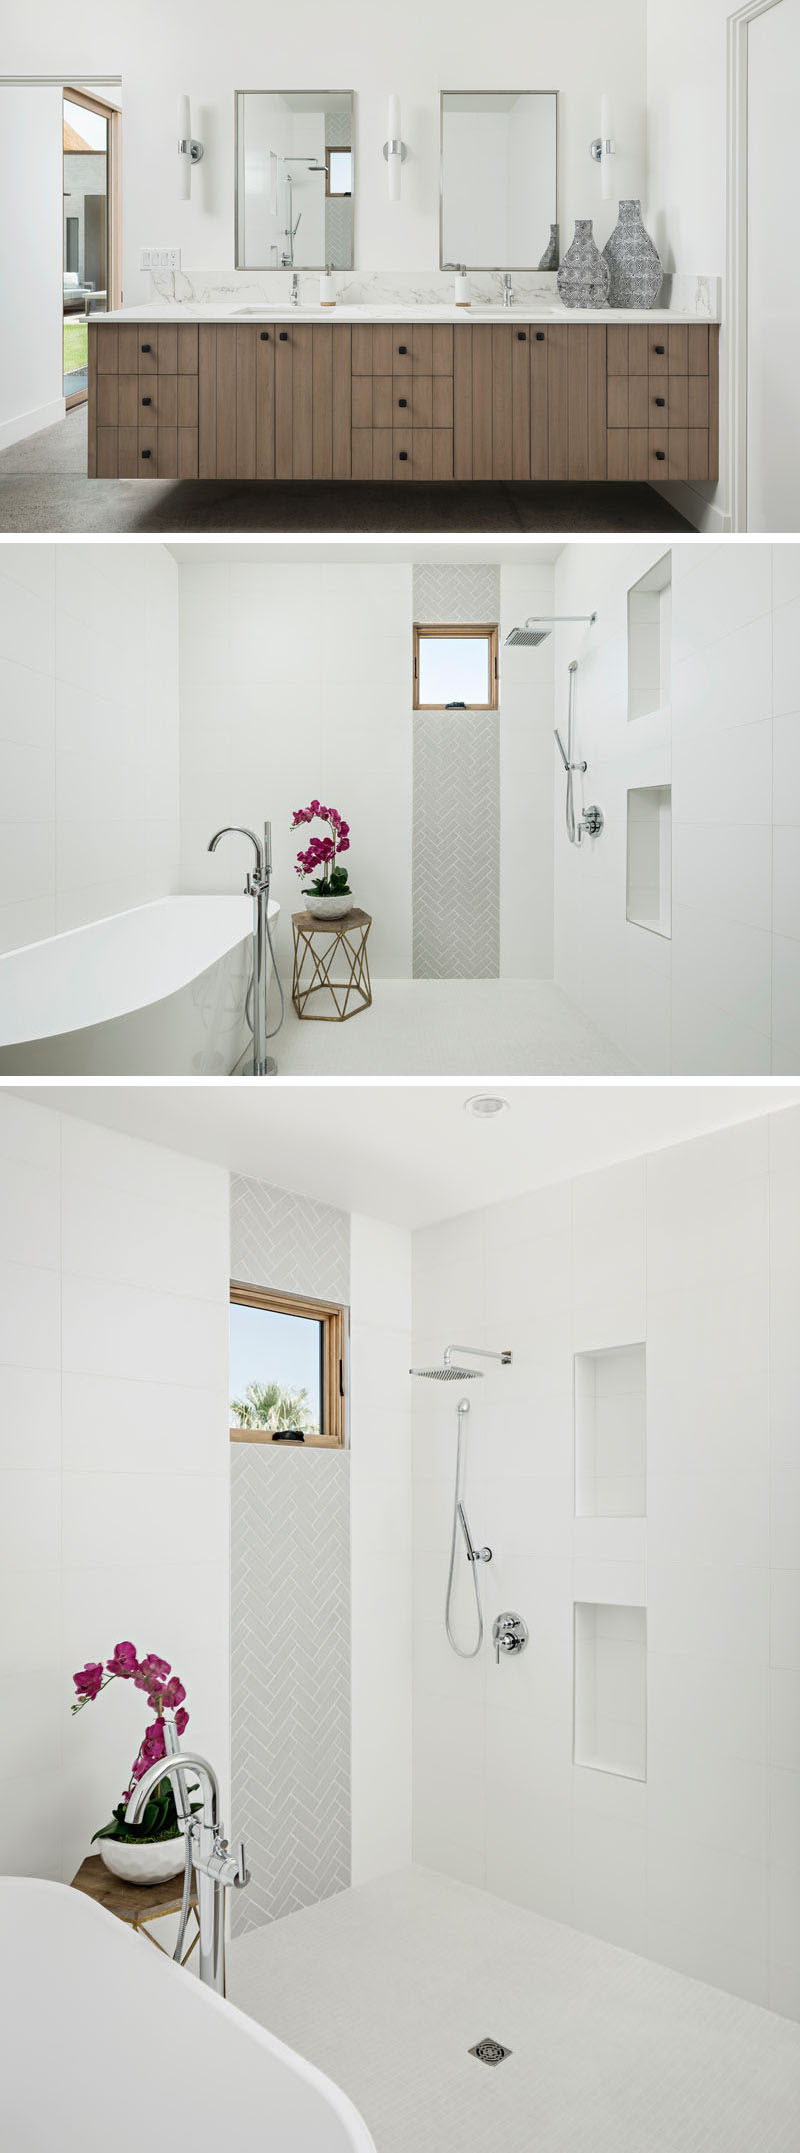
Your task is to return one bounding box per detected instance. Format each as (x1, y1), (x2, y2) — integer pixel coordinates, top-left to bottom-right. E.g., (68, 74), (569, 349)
(556, 220), (610, 309)
(603, 199), (663, 308)
(538, 223), (559, 272)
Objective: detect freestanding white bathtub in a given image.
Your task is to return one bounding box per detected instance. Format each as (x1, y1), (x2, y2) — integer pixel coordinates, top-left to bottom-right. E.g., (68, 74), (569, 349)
(0, 895), (279, 1075)
(0, 1878), (377, 2153)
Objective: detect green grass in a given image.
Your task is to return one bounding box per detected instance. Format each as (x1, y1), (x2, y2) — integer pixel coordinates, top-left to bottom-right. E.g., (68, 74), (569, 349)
(63, 321), (88, 372)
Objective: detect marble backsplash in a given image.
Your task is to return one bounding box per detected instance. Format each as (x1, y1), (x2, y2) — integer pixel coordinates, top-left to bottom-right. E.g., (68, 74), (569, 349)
(149, 265), (720, 318)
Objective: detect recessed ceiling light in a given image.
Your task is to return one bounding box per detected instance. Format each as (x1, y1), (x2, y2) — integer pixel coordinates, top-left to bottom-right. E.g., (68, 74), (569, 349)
(463, 1094), (510, 1119)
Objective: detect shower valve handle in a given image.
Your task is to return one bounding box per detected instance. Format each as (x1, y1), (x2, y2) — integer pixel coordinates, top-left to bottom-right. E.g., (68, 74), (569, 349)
(492, 1613), (529, 1665)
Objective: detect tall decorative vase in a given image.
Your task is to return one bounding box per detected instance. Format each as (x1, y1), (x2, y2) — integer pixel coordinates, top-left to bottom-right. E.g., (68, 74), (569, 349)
(538, 223), (559, 272)
(602, 199), (663, 308)
(556, 221), (610, 309)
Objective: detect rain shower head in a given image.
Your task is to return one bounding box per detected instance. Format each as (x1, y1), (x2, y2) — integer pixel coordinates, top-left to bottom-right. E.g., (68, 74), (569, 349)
(411, 1363), (483, 1381)
(504, 611), (597, 648)
(410, 1344), (512, 1381)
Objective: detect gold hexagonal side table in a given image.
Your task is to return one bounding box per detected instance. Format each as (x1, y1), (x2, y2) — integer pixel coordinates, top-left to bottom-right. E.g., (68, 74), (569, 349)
(291, 908), (373, 1022)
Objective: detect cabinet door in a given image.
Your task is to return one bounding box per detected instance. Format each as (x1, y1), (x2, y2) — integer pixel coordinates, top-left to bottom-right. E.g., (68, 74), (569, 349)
(545, 325), (607, 480)
(452, 325), (532, 480)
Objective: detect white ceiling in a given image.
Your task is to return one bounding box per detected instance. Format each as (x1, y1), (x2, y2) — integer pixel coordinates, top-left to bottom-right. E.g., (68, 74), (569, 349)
(164, 540), (563, 567)
(13, 1082), (799, 1231)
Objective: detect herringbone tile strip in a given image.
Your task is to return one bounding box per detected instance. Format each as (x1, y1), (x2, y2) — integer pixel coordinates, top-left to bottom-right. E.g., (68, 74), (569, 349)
(413, 563), (501, 625)
(231, 1445), (351, 1936)
(413, 711), (500, 976)
(230, 1174), (350, 1302)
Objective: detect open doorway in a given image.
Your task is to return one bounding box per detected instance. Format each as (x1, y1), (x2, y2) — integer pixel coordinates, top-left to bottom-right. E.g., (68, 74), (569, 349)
(62, 86), (121, 408)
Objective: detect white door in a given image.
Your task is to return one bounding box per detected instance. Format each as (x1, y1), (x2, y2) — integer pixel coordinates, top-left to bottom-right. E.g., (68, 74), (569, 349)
(747, 0), (800, 530)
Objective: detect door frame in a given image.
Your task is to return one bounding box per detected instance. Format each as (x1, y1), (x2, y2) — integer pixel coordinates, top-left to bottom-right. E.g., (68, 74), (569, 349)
(62, 83), (122, 409)
(725, 0), (783, 531)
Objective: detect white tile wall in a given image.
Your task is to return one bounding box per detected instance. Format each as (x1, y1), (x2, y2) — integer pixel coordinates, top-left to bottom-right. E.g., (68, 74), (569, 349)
(0, 1093), (230, 1887)
(350, 1214), (413, 1886)
(0, 544), (180, 955)
(411, 1103), (800, 2019)
(553, 541), (800, 1073)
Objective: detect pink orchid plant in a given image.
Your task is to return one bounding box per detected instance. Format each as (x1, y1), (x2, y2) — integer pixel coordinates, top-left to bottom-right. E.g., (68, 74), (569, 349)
(72, 1641), (199, 1845)
(291, 800), (352, 899)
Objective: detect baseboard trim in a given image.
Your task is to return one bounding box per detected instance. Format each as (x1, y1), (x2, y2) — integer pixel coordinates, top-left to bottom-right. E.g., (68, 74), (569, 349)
(0, 398), (66, 452)
(650, 479), (731, 534)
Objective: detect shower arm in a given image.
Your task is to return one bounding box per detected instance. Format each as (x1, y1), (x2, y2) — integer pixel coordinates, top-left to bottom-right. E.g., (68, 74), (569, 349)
(444, 1344), (513, 1367)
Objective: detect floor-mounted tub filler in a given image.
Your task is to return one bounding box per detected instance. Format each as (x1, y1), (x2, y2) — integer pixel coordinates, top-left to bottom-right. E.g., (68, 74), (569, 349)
(0, 1875), (377, 2153)
(0, 894), (279, 1076)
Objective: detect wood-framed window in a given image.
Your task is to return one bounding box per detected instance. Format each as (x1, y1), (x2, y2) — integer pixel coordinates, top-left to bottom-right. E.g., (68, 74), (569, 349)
(413, 623), (499, 711)
(325, 146), (352, 196)
(229, 1281), (346, 1448)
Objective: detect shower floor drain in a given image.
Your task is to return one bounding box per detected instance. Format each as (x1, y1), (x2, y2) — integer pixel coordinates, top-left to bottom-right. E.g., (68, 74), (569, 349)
(469, 2037), (512, 2066)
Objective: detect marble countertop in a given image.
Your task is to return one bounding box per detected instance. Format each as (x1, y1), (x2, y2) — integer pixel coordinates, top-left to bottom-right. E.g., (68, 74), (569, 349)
(93, 299), (718, 327)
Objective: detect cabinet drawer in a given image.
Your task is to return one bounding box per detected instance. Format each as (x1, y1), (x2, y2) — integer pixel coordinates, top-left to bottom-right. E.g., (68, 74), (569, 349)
(136, 376), (178, 425)
(351, 429), (393, 481)
(390, 377), (455, 429)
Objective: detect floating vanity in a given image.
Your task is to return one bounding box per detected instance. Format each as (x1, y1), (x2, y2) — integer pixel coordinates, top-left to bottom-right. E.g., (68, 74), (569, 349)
(87, 308), (719, 486)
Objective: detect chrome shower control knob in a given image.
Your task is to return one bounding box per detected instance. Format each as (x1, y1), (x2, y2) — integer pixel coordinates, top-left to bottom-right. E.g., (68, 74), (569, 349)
(492, 1612), (529, 1665)
(581, 804), (604, 836)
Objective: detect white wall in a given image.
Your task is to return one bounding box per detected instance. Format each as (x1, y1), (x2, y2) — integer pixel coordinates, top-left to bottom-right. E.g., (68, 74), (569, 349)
(0, 542), (180, 956)
(179, 558), (553, 983)
(0, 87), (64, 447)
(0, 1092), (231, 1886)
(3, 0), (647, 304)
(411, 1102), (800, 2020)
(350, 1214), (413, 1884)
(553, 540), (800, 1074)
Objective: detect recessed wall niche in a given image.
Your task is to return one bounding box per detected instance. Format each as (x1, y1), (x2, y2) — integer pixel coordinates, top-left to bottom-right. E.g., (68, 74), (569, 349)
(627, 552), (671, 722)
(574, 1343), (646, 1518)
(626, 784), (672, 938)
(573, 1602), (647, 1781)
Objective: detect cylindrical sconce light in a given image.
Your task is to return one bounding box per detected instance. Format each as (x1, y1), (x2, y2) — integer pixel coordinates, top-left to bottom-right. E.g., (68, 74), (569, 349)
(383, 94), (407, 202)
(590, 94), (615, 200)
(178, 94), (204, 200)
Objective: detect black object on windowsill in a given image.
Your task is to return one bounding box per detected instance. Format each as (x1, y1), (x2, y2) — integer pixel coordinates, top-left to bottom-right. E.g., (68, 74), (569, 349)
(272, 1429), (305, 1442)
(445, 701), (467, 708)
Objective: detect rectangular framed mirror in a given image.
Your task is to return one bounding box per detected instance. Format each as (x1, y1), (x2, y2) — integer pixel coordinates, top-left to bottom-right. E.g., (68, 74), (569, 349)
(236, 91), (354, 270)
(439, 91), (558, 271)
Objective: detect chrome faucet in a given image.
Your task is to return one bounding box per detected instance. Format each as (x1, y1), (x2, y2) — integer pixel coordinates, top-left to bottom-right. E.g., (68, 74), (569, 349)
(290, 271), (300, 307)
(207, 821), (277, 1076)
(502, 273), (514, 309)
(125, 1713), (248, 1993)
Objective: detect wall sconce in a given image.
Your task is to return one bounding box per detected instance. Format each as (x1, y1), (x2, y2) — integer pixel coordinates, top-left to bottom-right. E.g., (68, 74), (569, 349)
(383, 95), (407, 202)
(590, 95), (615, 201)
(178, 95), (204, 201)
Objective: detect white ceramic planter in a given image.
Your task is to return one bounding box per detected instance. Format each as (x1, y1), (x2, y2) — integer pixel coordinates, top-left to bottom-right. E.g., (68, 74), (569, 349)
(303, 893), (355, 920)
(98, 1836), (185, 1885)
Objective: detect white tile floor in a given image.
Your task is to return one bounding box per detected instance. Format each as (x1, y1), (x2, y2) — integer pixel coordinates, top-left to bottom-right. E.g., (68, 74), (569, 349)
(269, 979), (633, 1075)
(229, 1867), (800, 2153)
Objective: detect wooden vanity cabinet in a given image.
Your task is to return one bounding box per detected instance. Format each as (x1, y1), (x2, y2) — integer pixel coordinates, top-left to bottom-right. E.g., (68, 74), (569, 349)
(88, 319), (718, 486)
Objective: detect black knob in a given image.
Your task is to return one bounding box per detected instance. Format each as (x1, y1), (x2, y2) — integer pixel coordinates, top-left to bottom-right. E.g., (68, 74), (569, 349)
(279, 331), (288, 341)
(141, 343), (151, 353)
(655, 396), (665, 407)
(654, 343), (665, 355)
(398, 398), (407, 409)
(141, 449), (151, 460)
(399, 450), (408, 461)
(260, 331), (270, 341)
(655, 449), (665, 461)
(517, 331), (527, 341)
(398, 344), (407, 355)
(141, 396), (151, 406)
(535, 331), (545, 341)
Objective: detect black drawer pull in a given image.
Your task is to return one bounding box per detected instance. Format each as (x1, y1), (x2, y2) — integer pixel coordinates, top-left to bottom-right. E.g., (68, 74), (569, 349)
(260, 331), (270, 341)
(535, 331), (545, 341)
(655, 449), (665, 460)
(655, 396), (665, 407)
(653, 343), (665, 355)
(517, 331), (527, 341)
(398, 344), (407, 355)
(279, 331), (288, 341)
(398, 397), (407, 409)
(141, 396), (152, 406)
(141, 449), (152, 460)
(141, 343), (151, 353)
(398, 450), (408, 461)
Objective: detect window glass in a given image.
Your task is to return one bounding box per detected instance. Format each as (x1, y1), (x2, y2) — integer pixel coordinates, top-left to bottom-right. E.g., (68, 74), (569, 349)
(230, 1303), (322, 1434)
(328, 149), (352, 195)
(416, 631), (495, 707)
